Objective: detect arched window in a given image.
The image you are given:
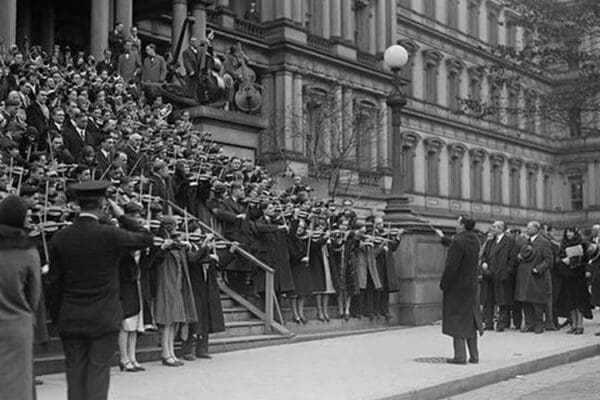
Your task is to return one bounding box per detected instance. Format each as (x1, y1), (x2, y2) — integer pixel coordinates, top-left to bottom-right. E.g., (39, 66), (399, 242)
(490, 153), (505, 204)
(469, 148), (486, 201)
(448, 144), (466, 198)
(509, 158), (523, 207)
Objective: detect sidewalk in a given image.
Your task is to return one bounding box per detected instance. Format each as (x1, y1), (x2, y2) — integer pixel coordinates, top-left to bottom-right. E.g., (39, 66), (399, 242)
(37, 318), (600, 400)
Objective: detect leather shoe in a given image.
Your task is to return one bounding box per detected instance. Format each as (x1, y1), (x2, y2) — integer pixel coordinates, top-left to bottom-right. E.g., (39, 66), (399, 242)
(446, 358), (467, 365)
(534, 326), (544, 334)
(196, 352), (212, 359)
(594, 331), (600, 336)
(182, 353), (196, 361)
(545, 323), (558, 331)
(520, 325), (534, 333)
(468, 358), (479, 364)
(495, 326), (505, 332)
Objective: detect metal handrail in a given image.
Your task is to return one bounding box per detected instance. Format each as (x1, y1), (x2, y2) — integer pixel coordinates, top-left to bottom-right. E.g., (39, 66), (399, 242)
(167, 200), (279, 332)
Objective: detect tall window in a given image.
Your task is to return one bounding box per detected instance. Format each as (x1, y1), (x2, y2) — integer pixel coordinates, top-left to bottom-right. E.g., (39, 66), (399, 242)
(467, 1), (480, 38)
(509, 162), (521, 207)
(468, 67), (483, 102)
(490, 83), (502, 123)
(447, 59), (464, 110)
(543, 171), (553, 210)
(570, 176), (584, 211)
(447, 0), (459, 29)
(490, 156), (503, 204)
(523, 29), (534, 48)
(526, 167), (538, 208)
(305, 101), (326, 163)
(524, 92), (536, 133)
(399, 0), (411, 8)
(354, 101), (377, 170)
(470, 154), (484, 201)
(424, 0), (436, 19)
(423, 50), (442, 104)
(448, 145), (464, 198)
(506, 18), (517, 47)
(401, 134), (420, 192)
(354, 1), (372, 52)
(424, 139), (442, 195)
(398, 40), (418, 97)
(487, 8), (499, 45)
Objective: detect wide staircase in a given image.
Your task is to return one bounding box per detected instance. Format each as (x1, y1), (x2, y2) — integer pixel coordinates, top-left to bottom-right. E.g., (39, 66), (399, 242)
(34, 202), (396, 376)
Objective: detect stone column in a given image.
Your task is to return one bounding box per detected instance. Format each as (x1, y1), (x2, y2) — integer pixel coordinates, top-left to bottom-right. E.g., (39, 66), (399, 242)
(292, 73), (304, 153)
(172, 0), (187, 53)
(41, 2), (55, 52)
(413, 141), (426, 193)
(330, 0), (341, 38)
(0, 0), (17, 46)
(275, 71), (294, 151)
(378, 98), (389, 168)
(387, 0), (397, 47)
(368, 3), (376, 53)
(91, 0), (110, 59)
(501, 159), (510, 205)
(412, 52), (424, 100)
(292, 0), (303, 24)
(458, 0), (468, 32)
(191, 1), (207, 40)
(375, 0), (386, 53)
(274, 0), (292, 20)
(482, 157), (491, 202)
(479, 0), (488, 43)
(342, 0), (353, 42)
(116, 0), (133, 31)
(321, 0), (331, 39)
(437, 60), (448, 107)
(261, 0), (273, 22)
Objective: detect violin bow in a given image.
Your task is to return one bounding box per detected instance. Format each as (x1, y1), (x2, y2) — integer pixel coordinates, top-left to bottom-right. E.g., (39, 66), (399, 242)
(146, 182), (153, 227)
(43, 180), (50, 223)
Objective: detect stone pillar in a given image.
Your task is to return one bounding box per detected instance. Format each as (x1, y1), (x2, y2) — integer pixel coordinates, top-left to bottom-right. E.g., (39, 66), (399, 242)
(502, 159), (510, 205)
(412, 52), (424, 100)
(172, 0), (187, 53)
(292, 0), (303, 24)
(292, 73), (304, 153)
(342, 88), (355, 159)
(413, 141), (426, 193)
(18, 0), (32, 48)
(116, 0), (133, 31)
(0, 0), (17, 46)
(321, 0), (331, 39)
(330, 0), (341, 38)
(91, 0), (110, 59)
(458, 0), (468, 32)
(536, 169), (544, 210)
(261, 0), (273, 22)
(274, 0), (292, 20)
(275, 71), (294, 151)
(41, 2), (55, 52)
(519, 164), (527, 208)
(437, 61), (448, 107)
(375, 0), (386, 53)
(368, 3), (376, 53)
(479, 0), (488, 43)
(387, 0), (397, 47)
(342, 0), (353, 42)
(378, 98), (388, 168)
(191, 1), (207, 40)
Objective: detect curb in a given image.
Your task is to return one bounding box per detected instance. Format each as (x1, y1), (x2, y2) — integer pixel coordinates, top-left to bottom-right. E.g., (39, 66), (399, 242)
(378, 343), (600, 400)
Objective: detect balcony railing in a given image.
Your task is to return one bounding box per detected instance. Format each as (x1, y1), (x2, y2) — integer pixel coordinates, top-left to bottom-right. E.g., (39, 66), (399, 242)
(234, 18), (265, 39)
(307, 33), (333, 52)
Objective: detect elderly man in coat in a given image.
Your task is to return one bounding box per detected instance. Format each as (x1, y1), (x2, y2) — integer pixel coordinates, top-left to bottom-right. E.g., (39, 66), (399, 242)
(480, 220), (519, 331)
(440, 215), (483, 365)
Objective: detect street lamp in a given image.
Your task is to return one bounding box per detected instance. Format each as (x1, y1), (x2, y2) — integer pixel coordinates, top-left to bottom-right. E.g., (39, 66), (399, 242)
(383, 44), (411, 218)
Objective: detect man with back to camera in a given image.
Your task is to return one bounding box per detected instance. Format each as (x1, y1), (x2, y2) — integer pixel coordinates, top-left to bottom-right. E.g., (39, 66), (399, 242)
(46, 181), (154, 400)
(439, 215), (483, 364)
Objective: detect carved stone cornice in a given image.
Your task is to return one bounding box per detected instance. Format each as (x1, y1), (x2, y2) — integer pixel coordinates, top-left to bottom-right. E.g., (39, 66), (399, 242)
(446, 58), (466, 76)
(525, 161), (540, 172)
(489, 152), (506, 167)
(402, 131), (421, 149)
(508, 157), (523, 170)
(467, 66), (485, 83)
(541, 165), (555, 175)
(397, 38), (420, 57)
(469, 147), (487, 163)
(422, 49), (444, 67)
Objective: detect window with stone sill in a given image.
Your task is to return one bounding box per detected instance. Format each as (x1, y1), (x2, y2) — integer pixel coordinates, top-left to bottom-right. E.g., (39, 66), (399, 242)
(571, 178), (584, 211)
(487, 8), (499, 46)
(449, 154), (463, 198)
(527, 170), (538, 208)
(399, 0), (411, 9)
(447, 0), (459, 29)
(506, 19), (517, 48)
(402, 145), (415, 191)
(509, 166), (521, 207)
(491, 162), (503, 204)
(354, 0), (372, 53)
(507, 90), (519, 127)
(426, 150), (440, 195)
(423, 0), (436, 19)
(470, 159), (483, 201)
(543, 174), (553, 210)
(467, 0), (480, 38)
(447, 71), (461, 110)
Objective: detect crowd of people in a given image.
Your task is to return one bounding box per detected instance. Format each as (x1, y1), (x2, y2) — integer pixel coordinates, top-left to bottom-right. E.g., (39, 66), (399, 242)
(0, 25), (408, 400)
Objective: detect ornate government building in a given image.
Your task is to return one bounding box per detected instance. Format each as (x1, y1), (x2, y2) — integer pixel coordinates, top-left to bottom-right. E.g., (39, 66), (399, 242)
(1, 0), (597, 230)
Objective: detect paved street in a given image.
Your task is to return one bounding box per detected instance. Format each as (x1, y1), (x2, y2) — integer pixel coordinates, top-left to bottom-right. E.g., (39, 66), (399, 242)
(449, 355), (600, 400)
(37, 317), (600, 400)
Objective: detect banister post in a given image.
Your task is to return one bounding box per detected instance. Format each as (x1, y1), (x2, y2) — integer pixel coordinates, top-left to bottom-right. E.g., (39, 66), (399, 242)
(265, 271), (274, 332)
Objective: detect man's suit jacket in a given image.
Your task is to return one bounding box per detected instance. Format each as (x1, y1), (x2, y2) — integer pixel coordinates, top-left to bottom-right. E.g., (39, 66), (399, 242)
(150, 174), (174, 213)
(214, 196), (253, 244)
(118, 53), (140, 83)
(96, 59), (116, 75)
(481, 235), (519, 281)
(182, 47), (201, 76)
(141, 55), (167, 82)
(95, 150), (114, 174)
(62, 124), (99, 159)
(123, 145), (147, 175)
(530, 234), (554, 275)
(47, 215), (154, 338)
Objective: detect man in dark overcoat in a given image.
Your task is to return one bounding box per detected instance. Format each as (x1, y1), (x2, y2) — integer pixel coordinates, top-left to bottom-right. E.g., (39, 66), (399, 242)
(520, 221), (554, 334)
(440, 215), (482, 364)
(480, 220), (519, 331)
(374, 217), (405, 319)
(46, 181), (154, 400)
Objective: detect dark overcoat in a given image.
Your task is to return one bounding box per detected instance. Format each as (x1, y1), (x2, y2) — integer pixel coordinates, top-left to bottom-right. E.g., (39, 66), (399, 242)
(375, 238), (401, 292)
(480, 234), (519, 306)
(187, 247), (226, 334)
(514, 235), (554, 305)
(440, 230), (482, 339)
(287, 229), (314, 297)
(253, 216), (295, 293)
(118, 250), (144, 319)
(47, 215), (154, 338)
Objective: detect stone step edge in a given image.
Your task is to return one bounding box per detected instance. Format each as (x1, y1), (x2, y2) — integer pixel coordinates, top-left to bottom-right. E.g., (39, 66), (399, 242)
(377, 343), (600, 400)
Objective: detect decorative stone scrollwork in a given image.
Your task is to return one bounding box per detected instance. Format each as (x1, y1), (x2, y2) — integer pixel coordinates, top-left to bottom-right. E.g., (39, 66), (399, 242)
(446, 58), (466, 77)
(397, 38), (420, 57)
(525, 161), (540, 172)
(423, 137), (445, 154)
(541, 165), (555, 175)
(402, 131), (421, 149)
(448, 143), (467, 160)
(469, 147), (487, 163)
(422, 49), (444, 67)
(489, 152), (506, 167)
(508, 157), (524, 171)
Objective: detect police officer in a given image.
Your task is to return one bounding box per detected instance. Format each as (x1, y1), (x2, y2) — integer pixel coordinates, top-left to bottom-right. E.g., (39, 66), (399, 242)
(47, 181), (154, 400)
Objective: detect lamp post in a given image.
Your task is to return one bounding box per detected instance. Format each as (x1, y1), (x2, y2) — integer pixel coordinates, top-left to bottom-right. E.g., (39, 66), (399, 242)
(383, 44), (412, 219)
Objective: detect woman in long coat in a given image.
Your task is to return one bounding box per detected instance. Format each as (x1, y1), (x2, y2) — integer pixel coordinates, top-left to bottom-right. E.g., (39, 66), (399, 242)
(0, 195), (41, 400)
(329, 218), (359, 320)
(515, 243), (551, 331)
(146, 216), (197, 367)
(555, 228), (592, 334)
(287, 219), (312, 323)
(307, 219), (335, 322)
(183, 231), (226, 359)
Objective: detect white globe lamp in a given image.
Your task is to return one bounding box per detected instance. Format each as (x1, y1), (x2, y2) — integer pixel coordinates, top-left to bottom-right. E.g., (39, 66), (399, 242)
(383, 45), (409, 70)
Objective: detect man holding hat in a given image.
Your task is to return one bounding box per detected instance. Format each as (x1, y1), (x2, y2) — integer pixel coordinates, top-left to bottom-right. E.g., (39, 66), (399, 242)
(47, 181), (154, 400)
